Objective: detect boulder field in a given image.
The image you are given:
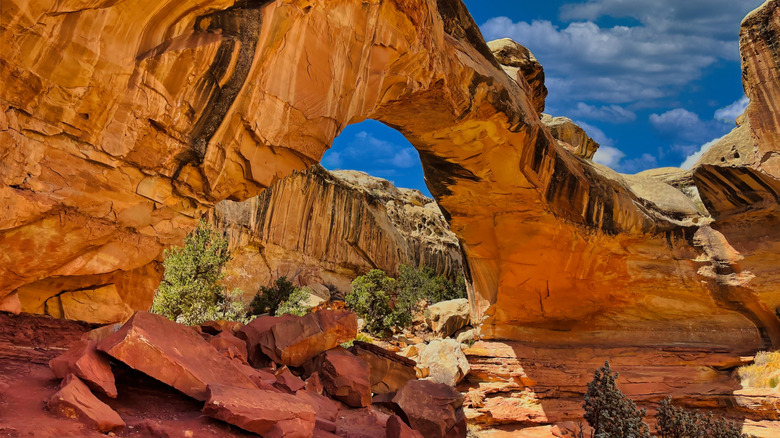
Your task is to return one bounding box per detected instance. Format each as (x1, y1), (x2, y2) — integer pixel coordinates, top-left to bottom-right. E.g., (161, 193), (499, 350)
(40, 309), (466, 437)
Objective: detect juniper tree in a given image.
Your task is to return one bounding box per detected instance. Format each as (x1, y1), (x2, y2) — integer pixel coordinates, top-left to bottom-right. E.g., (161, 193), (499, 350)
(583, 361), (651, 438)
(151, 220), (246, 325)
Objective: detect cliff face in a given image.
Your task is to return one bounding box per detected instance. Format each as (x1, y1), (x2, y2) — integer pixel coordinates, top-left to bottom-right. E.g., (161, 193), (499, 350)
(207, 165), (463, 295)
(1, 0), (780, 361)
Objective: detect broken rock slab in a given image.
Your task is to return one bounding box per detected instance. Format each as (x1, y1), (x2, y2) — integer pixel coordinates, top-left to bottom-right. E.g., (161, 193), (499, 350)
(97, 311), (257, 401)
(237, 314), (299, 367)
(49, 339), (117, 398)
(425, 298), (470, 338)
(203, 384), (316, 438)
(310, 347), (371, 408)
(349, 340), (416, 394)
(258, 309), (357, 367)
(417, 339), (470, 386)
(393, 380), (466, 438)
(386, 414), (424, 438)
(47, 374), (125, 433)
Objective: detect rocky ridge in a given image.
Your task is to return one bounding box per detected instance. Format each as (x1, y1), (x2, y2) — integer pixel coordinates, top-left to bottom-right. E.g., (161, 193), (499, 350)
(207, 165), (463, 296)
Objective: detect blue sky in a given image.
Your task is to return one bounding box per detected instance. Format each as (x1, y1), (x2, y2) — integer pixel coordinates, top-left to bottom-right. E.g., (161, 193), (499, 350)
(321, 0), (763, 197)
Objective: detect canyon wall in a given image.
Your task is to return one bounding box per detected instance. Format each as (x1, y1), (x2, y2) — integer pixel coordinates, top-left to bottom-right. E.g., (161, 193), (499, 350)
(0, 0), (779, 361)
(207, 165), (463, 296)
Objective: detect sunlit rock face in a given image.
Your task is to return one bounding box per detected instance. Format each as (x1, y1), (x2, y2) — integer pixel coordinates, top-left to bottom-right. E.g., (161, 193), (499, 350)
(1, 0), (780, 358)
(206, 165), (463, 295)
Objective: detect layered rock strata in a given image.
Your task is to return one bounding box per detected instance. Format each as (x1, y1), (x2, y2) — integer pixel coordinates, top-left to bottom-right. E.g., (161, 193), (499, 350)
(207, 165), (463, 294)
(1, 0), (780, 394)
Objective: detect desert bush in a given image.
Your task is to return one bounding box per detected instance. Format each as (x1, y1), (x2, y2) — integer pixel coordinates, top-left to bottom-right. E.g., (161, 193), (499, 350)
(151, 220), (247, 325)
(738, 351), (780, 389)
(346, 269), (397, 336)
(583, 361), (651, 438)
(249, 276), (297, 316)
(656, 396), (747, 438)
(340, 333), (374, 348)
(275, 287), (313, 317)
(397, 264), (466, 304)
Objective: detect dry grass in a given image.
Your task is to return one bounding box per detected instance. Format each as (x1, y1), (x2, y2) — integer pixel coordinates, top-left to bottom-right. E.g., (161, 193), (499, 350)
(738, 351), (780, 389)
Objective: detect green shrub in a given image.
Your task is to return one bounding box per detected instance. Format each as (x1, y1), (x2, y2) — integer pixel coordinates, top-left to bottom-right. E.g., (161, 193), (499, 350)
(340, 333), (374, 348)
(275, 287), (313, 317)
(656, 397), (747, 438)
(249, 276), (297, 316)
(583, 361), (651, 438)
(396, 265), (466, 304)
(151, 220), (246, 325)
(346, 269), (397, 336)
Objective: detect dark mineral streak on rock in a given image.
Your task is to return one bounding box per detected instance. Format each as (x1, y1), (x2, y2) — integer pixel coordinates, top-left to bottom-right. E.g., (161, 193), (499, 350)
(190, 0), (272, 160)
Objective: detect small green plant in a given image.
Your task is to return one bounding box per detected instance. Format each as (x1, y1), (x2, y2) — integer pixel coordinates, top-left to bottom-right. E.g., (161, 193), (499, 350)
(656, 396), (747, 438)
(151, 220), (246, 325)
(275, 287), (313, 317)
(340, 333), (374, 348)
(583, 361), (651, 438)
(396, 265), (466, 304)
(249, 276), (297, 316)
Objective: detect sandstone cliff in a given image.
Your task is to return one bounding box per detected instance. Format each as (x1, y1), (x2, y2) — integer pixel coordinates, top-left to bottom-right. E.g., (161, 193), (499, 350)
(207, 165), (463, 295)
(0, 0), (778, 354)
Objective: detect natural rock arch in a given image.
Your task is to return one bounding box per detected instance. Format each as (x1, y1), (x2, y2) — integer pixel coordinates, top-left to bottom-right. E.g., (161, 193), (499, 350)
(2, 0), (780, 350)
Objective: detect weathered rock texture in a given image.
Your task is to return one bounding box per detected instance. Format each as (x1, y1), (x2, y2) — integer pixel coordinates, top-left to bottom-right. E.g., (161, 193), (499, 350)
(3, 1), (780, 432)
(207, 165), (463, 294)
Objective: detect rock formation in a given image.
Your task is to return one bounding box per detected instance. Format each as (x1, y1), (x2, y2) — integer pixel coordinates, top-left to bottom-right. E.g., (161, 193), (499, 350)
(3, 0), (780, 432)
(207, 165), (463, 295)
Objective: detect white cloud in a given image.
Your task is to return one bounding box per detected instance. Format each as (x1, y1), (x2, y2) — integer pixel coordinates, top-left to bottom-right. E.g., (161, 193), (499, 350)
(568, 102), (636, 123)
(390, 148), (417, 168)
(593, 145), (625, 167)
(714, 96), (749, 122)
(680, 136), (724, 169)
(481, 2), (759, 109)
(649, 108), (731, 145)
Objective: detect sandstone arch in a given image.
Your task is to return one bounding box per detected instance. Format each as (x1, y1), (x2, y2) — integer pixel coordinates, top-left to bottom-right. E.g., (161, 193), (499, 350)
(2, 0), (780, 350)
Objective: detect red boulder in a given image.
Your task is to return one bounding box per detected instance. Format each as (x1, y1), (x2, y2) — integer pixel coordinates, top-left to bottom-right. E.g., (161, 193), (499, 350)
(311, 347), (371, 408)
(49, 339), (117, 398)
(393, 380), (466, 438)
(97, 311), (257, 401)
(203, 384), (316, 438)
(237, 314), (299, 367)
(386, 415), (424, 438)
(47, 374), (125, 433)
(258, 309), (357, 367)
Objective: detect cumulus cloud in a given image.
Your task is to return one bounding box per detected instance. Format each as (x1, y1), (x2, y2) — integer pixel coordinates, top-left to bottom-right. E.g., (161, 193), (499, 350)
(321, 151), (342, 168)
(620, 153), (659, 173)
(568, 102), (636, 123)
(593, 145), (625, 167)
(680, 136), (724, 169)
(649, 108), (731, 146)
(480, 1), (758, 108)
(714, 95), (749, 122)
(390, 148), (417, 168)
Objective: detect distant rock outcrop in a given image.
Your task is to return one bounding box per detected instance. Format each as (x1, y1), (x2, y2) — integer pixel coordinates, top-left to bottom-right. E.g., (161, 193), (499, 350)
(208, 165), (463, 295)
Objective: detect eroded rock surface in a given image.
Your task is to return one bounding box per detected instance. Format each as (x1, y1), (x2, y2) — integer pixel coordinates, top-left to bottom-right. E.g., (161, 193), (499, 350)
(208, 165), (463, 294)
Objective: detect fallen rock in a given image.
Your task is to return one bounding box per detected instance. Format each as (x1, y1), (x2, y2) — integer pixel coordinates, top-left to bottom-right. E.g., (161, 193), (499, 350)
(455, 328), (475, 345)
(49, 339), (117, 398)
(47, 374), (125, 433)
(349, 341), (416, 394)
(237, 314), (300, 367)
(231, 359), (279, 392)
(97, 311), (257, 400)
(0, 292), (21, 314)
(335, 407), (390, 437)
(50, 285), (132, 325)
(311, 347), (371, 408)
(209, 330), (249, 364)
(274, 366), (306, 394)
(393, 380), (466, 438)
(305, 372), (324, 394)
(417, 339), (470, 386)
(80, 323), (122, 342)
(425, 298), (470, 338)
(386, 414), (424, 438)
(259, 309), (357, 367)
(203, 384), (316, 438)
(296, 389), (340, 432)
